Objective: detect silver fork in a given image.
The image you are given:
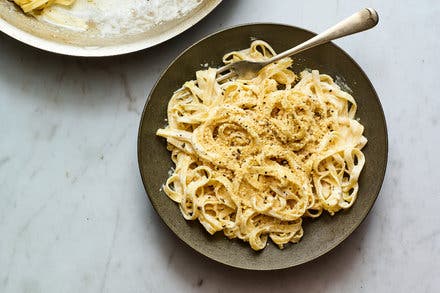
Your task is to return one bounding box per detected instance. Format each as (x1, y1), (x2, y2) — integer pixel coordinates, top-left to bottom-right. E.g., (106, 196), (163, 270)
(216, 8), (379, 83)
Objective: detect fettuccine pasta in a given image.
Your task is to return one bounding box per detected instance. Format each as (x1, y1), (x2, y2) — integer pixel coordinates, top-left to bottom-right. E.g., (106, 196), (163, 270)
(156, 41), (367, 250)
(13, 0), (75, 14)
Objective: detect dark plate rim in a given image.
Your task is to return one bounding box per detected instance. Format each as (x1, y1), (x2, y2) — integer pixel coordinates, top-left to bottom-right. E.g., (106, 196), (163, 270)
(137, 22), (388, 271)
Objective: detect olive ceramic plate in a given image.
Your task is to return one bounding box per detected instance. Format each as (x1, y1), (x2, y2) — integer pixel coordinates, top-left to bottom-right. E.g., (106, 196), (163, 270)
(138, 24), (388, 270)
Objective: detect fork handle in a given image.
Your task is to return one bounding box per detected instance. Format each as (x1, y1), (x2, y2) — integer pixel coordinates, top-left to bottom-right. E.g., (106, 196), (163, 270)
(268, 8), (379, 63)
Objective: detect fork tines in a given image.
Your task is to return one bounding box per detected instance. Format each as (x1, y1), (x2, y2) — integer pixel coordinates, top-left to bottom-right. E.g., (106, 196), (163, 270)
(216, 63), (237, 83)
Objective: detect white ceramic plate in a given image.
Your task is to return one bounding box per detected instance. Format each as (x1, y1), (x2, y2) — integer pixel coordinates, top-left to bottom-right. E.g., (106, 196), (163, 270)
(0, 0), (222, 56)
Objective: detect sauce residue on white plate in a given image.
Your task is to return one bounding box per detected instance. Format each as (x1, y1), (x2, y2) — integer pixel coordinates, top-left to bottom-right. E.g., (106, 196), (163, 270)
(39, 0), (203, 36)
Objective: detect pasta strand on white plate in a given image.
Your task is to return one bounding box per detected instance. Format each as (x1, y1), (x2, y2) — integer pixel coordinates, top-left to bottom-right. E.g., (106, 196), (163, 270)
(157, 40), (367, 250)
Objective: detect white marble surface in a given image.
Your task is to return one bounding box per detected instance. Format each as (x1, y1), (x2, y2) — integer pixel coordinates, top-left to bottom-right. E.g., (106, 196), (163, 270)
(1, 0), (439, 292)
